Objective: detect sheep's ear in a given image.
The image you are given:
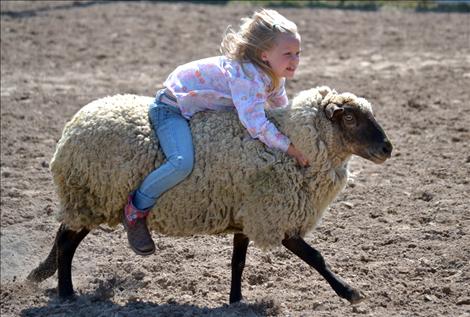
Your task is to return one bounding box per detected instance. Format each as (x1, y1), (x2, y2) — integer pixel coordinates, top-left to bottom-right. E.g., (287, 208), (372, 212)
(325, 103), (344, 120)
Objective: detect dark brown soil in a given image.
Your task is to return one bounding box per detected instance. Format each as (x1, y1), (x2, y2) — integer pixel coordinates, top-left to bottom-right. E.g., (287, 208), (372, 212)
(1, 1), (469, 316)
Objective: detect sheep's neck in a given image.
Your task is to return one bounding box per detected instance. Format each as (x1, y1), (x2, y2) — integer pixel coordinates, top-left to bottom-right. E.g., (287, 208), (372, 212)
(272, 108), (350, 169)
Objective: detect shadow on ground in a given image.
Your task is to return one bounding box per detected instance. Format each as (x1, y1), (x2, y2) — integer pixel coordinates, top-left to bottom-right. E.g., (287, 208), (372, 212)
(20, 289), (278, 317)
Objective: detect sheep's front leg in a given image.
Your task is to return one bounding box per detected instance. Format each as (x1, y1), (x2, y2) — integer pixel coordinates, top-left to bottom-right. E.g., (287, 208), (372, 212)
(57, 225), (90, 299)
(229, 233), (250, 304)
(282, 235), (365, 304)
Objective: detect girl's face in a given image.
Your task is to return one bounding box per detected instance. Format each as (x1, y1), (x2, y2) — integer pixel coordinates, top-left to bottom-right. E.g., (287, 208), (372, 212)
(261, 33), (301, 79)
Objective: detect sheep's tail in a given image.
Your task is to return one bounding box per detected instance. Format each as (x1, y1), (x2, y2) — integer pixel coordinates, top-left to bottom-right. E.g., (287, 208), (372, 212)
(27, 224), (90, 284)
(27, 224), (64, 283)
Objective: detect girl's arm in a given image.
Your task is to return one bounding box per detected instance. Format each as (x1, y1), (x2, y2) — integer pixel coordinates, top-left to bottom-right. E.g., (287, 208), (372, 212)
(227, 65), (308, 165)
(236, 102), (291, 152)
(237, 97), (309, 167)
(267, 78), (288, 109)
(229, 77), (291, 152)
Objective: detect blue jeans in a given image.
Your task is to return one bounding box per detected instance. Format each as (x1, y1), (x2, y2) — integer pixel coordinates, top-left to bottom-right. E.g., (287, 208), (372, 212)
(133, 91), (194, 210)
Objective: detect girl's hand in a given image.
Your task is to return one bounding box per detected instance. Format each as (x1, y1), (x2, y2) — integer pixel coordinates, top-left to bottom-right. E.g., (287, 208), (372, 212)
(287, 144), (310, 167)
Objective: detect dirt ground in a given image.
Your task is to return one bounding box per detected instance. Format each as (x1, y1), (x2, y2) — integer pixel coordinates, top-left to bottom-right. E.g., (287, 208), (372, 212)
(1, 1), (469, 316)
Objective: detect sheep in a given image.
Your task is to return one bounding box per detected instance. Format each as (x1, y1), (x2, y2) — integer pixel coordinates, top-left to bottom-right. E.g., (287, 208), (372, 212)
(27, 86), (393, 305)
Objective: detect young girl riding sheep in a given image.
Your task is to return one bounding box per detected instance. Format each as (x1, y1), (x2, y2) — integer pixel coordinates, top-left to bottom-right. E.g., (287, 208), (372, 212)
(123, 9), (309, 256)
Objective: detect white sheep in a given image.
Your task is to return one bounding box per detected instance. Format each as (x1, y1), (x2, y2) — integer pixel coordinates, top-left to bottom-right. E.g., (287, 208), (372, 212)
(28, 86), (392, 305)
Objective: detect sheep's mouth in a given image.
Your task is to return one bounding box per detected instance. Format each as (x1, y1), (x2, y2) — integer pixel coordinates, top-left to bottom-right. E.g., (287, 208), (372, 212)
(368, 150), (392, 164)
(369, 153), (388, 164)
(358, 150), (390, 164)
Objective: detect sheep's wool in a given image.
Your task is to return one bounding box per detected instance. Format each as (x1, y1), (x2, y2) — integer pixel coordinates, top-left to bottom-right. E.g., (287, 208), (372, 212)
(52, 87), (355, 248)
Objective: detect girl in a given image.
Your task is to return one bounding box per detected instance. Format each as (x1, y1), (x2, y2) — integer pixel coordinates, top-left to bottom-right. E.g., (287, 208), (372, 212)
(123, 8), (309, 255)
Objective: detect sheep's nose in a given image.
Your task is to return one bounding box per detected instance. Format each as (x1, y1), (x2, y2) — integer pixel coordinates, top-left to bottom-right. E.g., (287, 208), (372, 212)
(381, 140), (393, 157)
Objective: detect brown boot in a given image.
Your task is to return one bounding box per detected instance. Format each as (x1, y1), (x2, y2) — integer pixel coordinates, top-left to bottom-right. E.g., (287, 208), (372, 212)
(122, 194), (155, 256)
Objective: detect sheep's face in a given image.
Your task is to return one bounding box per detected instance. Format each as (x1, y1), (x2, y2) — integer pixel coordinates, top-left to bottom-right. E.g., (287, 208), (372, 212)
(325, 101), (393, 164)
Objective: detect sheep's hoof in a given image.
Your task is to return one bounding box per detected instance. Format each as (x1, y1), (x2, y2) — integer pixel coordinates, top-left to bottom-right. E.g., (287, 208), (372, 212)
(59, 293), (77, 302)
(230, 299), (248, 306)
(229, 297), (243, 304)
(348, 289), (366, 305)
(58, 288), (77, 301)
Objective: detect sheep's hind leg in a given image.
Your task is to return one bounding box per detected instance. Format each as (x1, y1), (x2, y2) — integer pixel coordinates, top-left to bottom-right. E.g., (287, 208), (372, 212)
(57, 225), (90, 299)
(229, 233), (250, 304)
(282, 235), (365, 304)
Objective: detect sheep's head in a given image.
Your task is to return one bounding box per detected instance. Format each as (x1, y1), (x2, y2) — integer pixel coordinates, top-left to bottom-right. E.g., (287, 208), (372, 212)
(322, 92), (393, 164)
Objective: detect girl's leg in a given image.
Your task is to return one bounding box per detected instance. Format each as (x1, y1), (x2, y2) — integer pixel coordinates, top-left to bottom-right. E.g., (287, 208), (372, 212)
(123, 102), (194, 256)
(134, 106), (194, 209)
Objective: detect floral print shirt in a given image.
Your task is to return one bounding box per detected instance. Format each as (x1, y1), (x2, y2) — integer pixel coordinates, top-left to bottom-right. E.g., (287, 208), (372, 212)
(163, 56), (291, 152)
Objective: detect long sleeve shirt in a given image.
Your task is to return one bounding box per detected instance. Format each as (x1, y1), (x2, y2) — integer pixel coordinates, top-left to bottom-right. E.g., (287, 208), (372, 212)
(163, 56), (291, 152)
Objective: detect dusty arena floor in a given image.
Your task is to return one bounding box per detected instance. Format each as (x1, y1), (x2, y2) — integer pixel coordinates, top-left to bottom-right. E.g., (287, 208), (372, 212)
(1, 1), (469, 316)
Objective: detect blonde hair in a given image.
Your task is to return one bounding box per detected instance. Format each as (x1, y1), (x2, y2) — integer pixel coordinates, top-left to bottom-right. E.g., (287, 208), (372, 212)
(220, 9), (299, 93)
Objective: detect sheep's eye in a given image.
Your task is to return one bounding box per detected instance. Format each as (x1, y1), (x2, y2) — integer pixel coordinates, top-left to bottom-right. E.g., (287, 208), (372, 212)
(344, 114), (354, 121)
